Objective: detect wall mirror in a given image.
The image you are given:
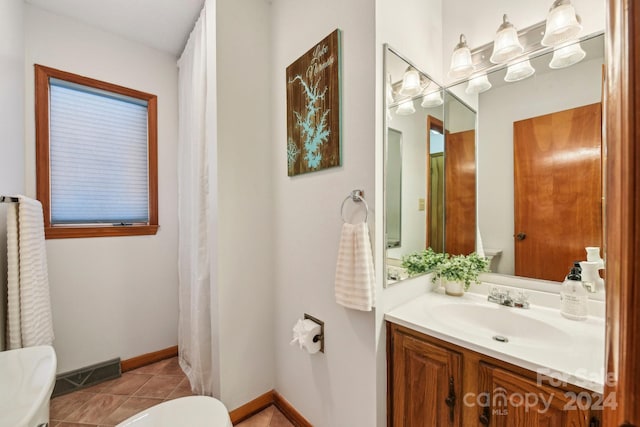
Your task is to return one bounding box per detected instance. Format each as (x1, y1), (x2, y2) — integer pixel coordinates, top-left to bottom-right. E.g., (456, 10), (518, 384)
(384, 46), (478, 287)
(384, 46), (444, 285)
(448, 32), (605, 286)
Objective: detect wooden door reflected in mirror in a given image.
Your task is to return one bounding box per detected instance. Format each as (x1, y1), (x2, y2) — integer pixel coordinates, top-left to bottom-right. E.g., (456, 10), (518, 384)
(514, 103), (602, 281)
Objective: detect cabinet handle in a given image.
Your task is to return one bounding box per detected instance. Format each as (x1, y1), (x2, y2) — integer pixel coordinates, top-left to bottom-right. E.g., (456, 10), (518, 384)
(444, 376), (456, 423)
(479, 405), (491, 425)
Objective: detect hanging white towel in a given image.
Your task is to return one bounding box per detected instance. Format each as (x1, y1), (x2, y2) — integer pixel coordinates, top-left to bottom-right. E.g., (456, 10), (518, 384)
(6, 196), (54, 349)
(6, 202), (21, 349)
(334, 222), (376, 311)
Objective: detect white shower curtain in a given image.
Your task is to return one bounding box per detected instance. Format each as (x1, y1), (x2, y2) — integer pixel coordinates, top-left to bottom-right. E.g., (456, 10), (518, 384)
(177, 5), (215, 396)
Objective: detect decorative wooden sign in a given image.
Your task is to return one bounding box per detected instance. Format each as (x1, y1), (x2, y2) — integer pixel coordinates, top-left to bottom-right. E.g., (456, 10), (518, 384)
(286, 29), (341, 176)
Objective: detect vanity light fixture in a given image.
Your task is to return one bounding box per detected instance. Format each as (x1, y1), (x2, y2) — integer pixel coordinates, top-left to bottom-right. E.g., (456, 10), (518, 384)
(490, 15), (524, 64)
(465, 73), (492, 95)
(541, 0), (582, 47)
(399, 67), (422, 97)
(549, 40), (586, 69)
(421, 90), (443, 108)
(448, 34), (474, 80)
(396, 98), (416, 116)
(504, 58), (535, 82)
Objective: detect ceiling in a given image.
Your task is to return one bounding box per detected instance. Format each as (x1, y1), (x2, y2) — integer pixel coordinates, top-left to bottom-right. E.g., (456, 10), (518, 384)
(25, 0), (205, 56)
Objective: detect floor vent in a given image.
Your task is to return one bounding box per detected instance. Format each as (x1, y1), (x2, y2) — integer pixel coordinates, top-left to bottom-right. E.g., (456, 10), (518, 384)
(52, 357), (121, 398)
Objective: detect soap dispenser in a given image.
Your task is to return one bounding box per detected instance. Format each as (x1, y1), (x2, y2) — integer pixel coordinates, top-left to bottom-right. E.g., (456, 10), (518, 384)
(560, 267), (588, 321)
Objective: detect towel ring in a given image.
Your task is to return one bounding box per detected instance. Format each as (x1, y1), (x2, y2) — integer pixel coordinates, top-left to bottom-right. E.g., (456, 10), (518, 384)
(341, 190), (368, 223)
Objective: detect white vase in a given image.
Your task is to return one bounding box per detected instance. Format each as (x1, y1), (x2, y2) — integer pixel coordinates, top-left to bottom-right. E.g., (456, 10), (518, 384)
(444, 279), (465, 296)
(580, 261), (605, 293)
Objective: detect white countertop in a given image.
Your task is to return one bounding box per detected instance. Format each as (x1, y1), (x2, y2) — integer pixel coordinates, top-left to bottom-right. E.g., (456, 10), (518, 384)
(385, 289), (606, 393)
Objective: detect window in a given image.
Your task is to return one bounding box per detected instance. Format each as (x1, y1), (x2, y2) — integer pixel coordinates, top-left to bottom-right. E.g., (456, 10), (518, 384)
(35, 65), (158, 238)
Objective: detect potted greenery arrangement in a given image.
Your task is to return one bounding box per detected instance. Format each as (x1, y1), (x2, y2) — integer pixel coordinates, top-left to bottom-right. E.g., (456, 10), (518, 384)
(401, 247), (448, 276)
(435, 252), (490, 296)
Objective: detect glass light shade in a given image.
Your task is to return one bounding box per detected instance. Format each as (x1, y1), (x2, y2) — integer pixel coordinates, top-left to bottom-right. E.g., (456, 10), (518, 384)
(448, 34), (474, 79)
(396, 98), (415, 116)
(541, 0), (582, 47)
(465, 74), (492, 94)
(386, 74), (394, 105)
(549, 41), (586, 68)
(399, 68), (422, 96)
(505, 59), (535, 82)
(421, 90), (443, 108)
(490, 15), (524, 64)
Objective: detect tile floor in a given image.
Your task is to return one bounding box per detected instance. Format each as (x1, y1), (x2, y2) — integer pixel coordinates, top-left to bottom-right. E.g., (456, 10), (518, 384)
(236, 405), (294, 427)
(49, 357), (293, 427)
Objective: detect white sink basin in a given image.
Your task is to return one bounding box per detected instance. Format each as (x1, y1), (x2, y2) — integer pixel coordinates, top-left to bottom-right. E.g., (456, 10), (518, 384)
(385, 289), (606, 392)
(429, 303), (572, 347)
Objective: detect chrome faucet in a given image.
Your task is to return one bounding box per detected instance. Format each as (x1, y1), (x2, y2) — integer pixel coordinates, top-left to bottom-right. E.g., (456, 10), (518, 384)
(488, 287), (530, 309)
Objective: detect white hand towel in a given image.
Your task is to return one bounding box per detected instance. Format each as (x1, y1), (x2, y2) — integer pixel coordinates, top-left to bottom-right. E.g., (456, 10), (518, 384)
(7, 196), (55, 349)
(6, 202), (21, 349)
(334, 222), (376, 311)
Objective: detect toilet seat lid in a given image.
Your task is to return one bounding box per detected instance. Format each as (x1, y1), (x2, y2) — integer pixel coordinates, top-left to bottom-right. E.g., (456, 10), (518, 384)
(0, 346), (56, 427)
(116, 396), (232, 427)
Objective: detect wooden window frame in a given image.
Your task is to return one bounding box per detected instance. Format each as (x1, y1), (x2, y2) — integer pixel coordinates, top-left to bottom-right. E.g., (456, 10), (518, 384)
(35, 64), (158, 239)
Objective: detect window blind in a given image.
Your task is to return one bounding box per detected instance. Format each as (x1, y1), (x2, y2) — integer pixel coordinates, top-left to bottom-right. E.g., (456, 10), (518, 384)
(49, 79), (150, 224)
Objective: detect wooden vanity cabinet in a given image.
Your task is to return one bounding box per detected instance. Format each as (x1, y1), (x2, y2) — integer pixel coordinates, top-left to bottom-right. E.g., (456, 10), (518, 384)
(387, 323), (602, 427)
(477, 363), (592, 426)
(390, 326), (462, 426)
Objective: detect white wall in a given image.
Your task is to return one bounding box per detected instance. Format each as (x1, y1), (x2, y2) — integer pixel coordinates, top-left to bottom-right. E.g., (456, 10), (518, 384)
(23, 5), (180, 373)
(442, 0), (605, 85)
(0, 0), (24, 351)
(213, 0), (276, 411)
(270, 1), (377, 425)
(477, 56), (603, 276)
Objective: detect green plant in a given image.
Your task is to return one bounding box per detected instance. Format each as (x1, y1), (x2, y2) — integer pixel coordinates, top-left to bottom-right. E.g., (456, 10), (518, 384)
(435, 252), (490, 291)
(401, 248), (448, 276)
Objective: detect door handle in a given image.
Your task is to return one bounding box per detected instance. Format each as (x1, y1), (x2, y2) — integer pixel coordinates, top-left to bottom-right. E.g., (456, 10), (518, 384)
(445, 376), (456, 423)
(479, 405), (491, 425)
(516, 232), (527, 241)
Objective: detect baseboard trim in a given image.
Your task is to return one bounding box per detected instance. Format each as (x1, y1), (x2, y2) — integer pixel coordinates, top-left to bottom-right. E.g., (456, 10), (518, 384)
(229, 390), (312, 426)
(121, 345), (178, 372)
(272, 390), (313, 427)
(229, 390), (275, 424)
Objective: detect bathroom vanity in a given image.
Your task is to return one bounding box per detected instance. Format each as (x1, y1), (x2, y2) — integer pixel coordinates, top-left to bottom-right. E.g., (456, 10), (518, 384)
(385, 290), (604, 426)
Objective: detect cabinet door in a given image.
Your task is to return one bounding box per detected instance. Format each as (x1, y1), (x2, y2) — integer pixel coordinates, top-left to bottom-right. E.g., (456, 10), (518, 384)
(478, 364), (590, 427)
(391, 330), (462, 427)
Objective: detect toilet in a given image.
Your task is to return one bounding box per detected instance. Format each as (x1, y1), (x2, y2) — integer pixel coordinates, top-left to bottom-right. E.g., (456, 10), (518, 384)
(0, 345), (57, 427)
(116, 395), (232, 427)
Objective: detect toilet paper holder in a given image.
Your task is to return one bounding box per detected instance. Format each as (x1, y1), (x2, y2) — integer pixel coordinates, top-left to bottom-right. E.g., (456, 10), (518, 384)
(304, 313), (325, 353)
